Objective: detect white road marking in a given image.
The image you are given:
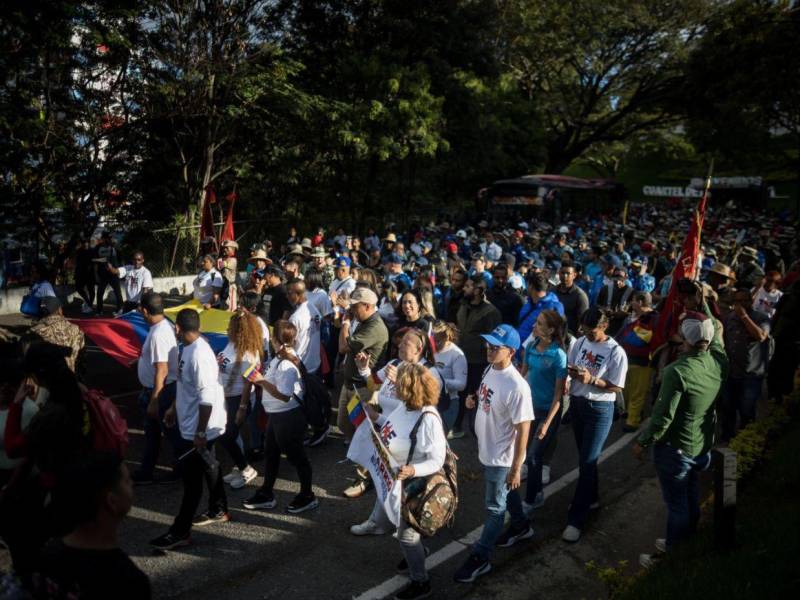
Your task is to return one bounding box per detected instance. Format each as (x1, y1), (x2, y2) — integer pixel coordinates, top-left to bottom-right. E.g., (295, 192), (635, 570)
(353, 425), (644, 600)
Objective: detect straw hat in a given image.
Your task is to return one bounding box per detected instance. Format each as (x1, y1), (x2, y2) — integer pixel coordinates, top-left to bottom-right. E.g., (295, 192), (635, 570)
(221, 239), (239, 250)
(708, 262), (735, 280)
(247, 249), (272, 265)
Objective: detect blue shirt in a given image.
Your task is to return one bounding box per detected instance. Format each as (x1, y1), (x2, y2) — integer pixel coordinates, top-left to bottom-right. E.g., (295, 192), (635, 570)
(525, 339), (568, 410)
(467, 269), (493, 289)
(517, 291), (565, 345)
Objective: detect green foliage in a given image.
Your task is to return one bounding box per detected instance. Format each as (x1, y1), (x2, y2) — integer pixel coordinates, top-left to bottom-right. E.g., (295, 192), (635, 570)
(586, 560), (635, 599)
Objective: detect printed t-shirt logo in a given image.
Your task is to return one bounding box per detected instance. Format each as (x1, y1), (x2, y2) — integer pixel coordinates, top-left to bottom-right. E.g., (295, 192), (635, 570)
(578, 348), (605, 372)
(477, 381), (494, 414)
(380, 421), (397, 445)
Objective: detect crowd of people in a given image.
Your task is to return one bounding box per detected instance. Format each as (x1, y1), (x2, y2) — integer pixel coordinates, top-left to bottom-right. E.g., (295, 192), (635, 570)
(3, 199), (799, 599)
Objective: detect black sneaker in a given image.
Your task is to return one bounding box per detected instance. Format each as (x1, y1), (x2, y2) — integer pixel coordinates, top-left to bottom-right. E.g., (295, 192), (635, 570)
(396, 546), (431, 573)
(453, 554), (491, 583)
(132, 471), (155, 486)
(192, 510), (230, 526)
(243, 491), (277, 510)
(286, 494), (319, 514)
(149, 531), (190, 550)
(394, 579), (432, 600)
(304, 425), (331, 447)
(496, 524), (534, 548)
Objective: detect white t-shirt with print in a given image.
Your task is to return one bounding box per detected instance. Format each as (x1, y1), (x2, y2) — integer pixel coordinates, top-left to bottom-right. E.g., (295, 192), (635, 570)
(753, 287), (782, 319)
(260, 356), (303, 414)
(375, 406), (447, 478)
(474, 364), (534, 467)
(193, 269), (224, 304)
(137, 317), (178, 387)
(217, 341), (260, 397)
(329, 276), (356, 298)
(176, 336), (227, 441)
(117, 265), (154, 303)
(289, 301), (322, 373)
(567, 336), (628, 402)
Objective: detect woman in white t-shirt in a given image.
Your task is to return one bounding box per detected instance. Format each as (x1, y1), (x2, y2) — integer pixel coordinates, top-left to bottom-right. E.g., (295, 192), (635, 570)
(356, 363), (447, 599)
(193, 255), (224, 308)
(217, 311), (263, 490)
(345, 327), (440, 500)
(431, 320), (467, 434)
(562, 307), (628, 544)
(241, 320), (318, 515)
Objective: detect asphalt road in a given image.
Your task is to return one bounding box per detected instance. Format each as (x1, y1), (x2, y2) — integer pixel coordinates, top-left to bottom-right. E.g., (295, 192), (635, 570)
(0, 309), (655, 600)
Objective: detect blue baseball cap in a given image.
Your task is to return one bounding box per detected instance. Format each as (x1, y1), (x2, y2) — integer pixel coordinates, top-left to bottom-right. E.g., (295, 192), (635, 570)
(387, 253), (404, 265)
(335, 256), (352, 268)
(481, 324), (521, 351)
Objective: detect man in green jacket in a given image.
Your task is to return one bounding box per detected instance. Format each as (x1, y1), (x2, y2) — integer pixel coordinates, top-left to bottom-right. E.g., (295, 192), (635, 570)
(633, 306), (728, 567)
(452, 275), (502, 438)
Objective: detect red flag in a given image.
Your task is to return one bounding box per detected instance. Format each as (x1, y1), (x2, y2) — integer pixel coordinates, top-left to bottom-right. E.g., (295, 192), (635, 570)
(652, 165), (713, 352)
(200, 186), (216, 240)
(220, 192), (237, 243)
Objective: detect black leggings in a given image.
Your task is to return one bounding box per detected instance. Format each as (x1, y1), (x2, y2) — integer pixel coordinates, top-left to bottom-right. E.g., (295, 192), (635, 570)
(261, 408), (312, 497)
(95, 276), (123, 312)
(220, 395), (248, 470)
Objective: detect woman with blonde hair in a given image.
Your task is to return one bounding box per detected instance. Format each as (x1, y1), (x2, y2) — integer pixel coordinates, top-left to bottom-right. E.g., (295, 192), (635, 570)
(215, 309), (263, 492)
(365, 363), (447, 600)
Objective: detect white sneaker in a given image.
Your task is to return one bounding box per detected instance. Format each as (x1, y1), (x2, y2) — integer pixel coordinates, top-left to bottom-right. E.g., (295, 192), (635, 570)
(654, 538), (667, 554)
(520, 464), (528, 481)
(230, 465), (258, 489)
(113, 308), (124, 317)
(542, 465), (551, 485)
(350, 519), (388, 536)
(522, 491), (545, 516)
(639, 553), (660, 568)
(562, 525), (581, 543)
(223, 467), (241, 484)
(81, 304), (94, 314)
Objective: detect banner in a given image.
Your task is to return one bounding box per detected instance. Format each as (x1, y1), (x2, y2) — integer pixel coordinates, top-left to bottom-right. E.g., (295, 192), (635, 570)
(346, 407), (403, 526)
(652, 161), (713, 352)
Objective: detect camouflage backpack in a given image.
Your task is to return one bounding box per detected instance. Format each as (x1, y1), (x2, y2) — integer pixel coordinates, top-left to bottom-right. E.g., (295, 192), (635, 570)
(401, 410), (458, 537)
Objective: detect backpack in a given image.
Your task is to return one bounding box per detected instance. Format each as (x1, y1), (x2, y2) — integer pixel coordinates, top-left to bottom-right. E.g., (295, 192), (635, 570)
(401, 410), (459, 537)
(289, 359), (332, 428)
(83, 389), (129, 458)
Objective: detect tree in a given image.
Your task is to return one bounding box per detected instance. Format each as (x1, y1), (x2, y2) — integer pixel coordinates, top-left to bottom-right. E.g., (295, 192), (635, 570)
(683, 0), (800, 176)
(501, 0), (710, 173)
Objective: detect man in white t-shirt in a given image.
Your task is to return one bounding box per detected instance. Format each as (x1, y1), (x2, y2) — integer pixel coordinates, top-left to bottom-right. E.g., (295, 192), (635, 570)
(150, 308), (228, 550)
(329, 256), (357, 300)
(133, 293), (179, 484)
(108, 251), (154, 313)
(455, 324), (533, 584)
(287, 279), (322, 374)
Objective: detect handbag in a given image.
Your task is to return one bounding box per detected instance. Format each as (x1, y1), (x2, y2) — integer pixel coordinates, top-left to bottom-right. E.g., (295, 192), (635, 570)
(20, 294), (41, 317)
(401, 410), (458, 537)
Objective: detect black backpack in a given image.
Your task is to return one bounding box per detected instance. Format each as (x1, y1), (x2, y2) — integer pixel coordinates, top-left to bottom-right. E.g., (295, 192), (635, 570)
(288, 359), (331, 428)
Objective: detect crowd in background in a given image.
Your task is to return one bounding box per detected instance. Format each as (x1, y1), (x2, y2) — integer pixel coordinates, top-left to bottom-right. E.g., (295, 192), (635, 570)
(3, 198), (799, 599)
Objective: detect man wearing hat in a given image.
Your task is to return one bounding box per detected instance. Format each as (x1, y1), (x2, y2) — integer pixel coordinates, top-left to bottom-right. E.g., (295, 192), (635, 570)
(705, 262), (737, 319)
(454, 324), (533, 583)
(29, 296), (85, 373)
(310, 246), (334, 289)
(735, 246), (764, 290)
(629, 258), (655, 294)
(634, 308), (727, 567)
(329, 256), (357, 300)
(382, 232), (397, 256)
(385, 254), (412, 290)
(248, 248), (271, 272)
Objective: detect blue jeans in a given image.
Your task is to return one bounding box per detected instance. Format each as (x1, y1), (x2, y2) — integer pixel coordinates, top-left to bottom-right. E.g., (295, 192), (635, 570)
(438, 395), (459, 435)
(652, 443), (711, 549)
(524, 405), (562, 502)
(473, 466), (527, 560)
(138, 382), (180, 476)
(721, 376), (762, 441)
(567, 396), (614, 529)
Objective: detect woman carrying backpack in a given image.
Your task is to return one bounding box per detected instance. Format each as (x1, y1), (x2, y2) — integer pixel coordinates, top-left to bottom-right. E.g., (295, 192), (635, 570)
(344, 328), (439, 501)
(217, 310), (262, 490)
(240, 320), (318, 514)
(362, 362), (447, 600)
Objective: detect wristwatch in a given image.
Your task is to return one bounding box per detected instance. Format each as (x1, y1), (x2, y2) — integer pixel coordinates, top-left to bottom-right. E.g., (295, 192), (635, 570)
(195, 431), (207, 439)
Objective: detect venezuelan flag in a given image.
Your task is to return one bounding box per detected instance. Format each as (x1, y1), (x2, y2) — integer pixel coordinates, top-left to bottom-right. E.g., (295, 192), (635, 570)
(72, 299), (233, 368)
(347, 390), (366, 428)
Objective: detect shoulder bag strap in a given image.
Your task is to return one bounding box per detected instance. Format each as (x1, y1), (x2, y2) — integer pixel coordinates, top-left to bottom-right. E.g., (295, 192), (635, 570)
(405, 409), (446, 466)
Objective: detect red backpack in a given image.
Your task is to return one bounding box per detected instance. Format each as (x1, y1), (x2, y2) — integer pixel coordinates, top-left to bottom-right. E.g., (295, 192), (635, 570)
(83, 389), (129, 457)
